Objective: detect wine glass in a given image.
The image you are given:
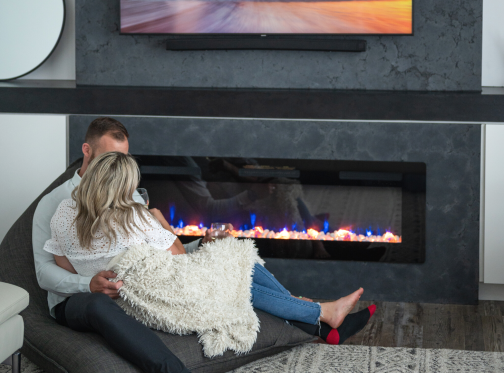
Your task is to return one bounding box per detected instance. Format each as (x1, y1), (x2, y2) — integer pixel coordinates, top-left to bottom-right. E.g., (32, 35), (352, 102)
(209, 222), (233, 240)
(137, 188), (149, 208)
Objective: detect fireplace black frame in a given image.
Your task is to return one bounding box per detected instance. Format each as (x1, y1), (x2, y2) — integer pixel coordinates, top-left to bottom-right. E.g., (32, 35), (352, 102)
(137, 155), (426, 264)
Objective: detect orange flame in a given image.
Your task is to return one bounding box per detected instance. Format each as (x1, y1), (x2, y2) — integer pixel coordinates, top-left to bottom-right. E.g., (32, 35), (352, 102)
(276, 229), (290, 239)
(171, 224), (401, 243)
(307, 228), (319, 239)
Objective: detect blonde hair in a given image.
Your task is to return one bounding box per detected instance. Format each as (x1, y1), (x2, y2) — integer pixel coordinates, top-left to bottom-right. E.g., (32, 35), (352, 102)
(71, 151), (151, 250)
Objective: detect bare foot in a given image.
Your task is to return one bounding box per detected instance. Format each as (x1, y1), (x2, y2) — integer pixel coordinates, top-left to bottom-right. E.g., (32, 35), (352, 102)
(320, 288), (364, 328)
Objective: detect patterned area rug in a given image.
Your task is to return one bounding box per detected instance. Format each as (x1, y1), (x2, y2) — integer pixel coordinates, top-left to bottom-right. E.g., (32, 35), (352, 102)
(2, 344), (504, 373)
(231, 345), (504, 373)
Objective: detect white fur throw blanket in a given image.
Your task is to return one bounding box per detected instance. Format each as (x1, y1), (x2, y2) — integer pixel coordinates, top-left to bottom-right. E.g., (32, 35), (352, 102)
(106, 237), (264, 357)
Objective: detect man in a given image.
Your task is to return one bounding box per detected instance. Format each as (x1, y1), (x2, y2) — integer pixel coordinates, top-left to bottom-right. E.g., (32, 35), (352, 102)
(33, 117), (206, 373)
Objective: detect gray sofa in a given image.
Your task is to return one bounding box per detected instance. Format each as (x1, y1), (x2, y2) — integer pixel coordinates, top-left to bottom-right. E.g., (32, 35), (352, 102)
(0, 161), (314, 373)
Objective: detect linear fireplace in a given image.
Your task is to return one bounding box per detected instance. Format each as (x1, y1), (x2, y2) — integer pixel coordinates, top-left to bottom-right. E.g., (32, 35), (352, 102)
(137, 155), (426, 263)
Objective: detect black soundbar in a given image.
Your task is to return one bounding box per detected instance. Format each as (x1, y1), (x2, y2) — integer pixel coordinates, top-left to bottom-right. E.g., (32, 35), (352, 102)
(166, 37), (366, 52)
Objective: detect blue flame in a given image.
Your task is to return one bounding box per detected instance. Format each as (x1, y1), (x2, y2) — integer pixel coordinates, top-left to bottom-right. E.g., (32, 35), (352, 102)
(250, 213), (256, 228)
(199, 223), (204, 228)
(178, 219), (184, 228)
(376, 227), (381, 236)
(323, 220), (329, 234)
(291, 223), (297, 231)
(366, 229), (372, 237)
(170, 206), (176, 222)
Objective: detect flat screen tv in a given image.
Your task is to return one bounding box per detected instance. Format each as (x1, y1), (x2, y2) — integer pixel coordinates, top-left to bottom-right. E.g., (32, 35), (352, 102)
(120, 0), (413, 35)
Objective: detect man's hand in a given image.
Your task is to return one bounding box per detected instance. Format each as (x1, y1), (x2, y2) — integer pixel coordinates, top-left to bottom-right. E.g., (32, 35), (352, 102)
(201, 229), (216, 245)
(201, 223), (234, 245)
(90, 271), (123, 299)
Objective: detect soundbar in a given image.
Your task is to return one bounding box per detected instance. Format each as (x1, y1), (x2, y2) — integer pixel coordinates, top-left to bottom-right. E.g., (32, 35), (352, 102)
(166, 37), (366, 52)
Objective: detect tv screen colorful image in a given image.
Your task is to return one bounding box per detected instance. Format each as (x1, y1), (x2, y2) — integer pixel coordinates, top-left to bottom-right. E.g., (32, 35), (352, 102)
(120, 0), (413, 35)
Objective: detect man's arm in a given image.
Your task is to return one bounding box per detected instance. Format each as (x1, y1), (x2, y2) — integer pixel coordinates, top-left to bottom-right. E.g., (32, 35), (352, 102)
(184, 239), (202, 254)
(33, 194), (122, 298)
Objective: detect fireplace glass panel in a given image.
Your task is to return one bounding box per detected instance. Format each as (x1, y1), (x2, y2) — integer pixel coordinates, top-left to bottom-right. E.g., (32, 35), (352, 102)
(137, 156), (425, 263)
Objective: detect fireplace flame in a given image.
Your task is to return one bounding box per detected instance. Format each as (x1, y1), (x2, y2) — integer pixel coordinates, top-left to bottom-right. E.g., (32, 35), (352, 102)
(171, 224), (401, 243)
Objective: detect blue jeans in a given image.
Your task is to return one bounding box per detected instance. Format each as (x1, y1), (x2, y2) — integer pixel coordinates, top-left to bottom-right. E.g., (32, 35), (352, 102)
(251, 263), (321, 325)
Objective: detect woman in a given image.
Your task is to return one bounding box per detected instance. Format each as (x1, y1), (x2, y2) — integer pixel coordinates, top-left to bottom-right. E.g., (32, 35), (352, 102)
(44, 151), (374, 347)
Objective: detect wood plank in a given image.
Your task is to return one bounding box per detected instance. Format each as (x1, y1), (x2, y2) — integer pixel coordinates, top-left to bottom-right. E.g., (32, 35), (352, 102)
(494, 301), (504, 317)
(483, 301), (503, 317)
(445, 304), (466, 350)
(394, 302), (424, 348)
(422, 303), (450, 349)
(482, 315), (504, 352)
(371, 301), (398, 347)
(462, 303), (485, 352)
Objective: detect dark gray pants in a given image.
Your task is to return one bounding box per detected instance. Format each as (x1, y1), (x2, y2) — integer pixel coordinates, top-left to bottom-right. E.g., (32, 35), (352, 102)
(55, 293), (190, 373)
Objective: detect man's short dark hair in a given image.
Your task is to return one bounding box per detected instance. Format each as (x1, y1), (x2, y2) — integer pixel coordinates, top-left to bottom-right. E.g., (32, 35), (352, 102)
(85, 117), (129, 146)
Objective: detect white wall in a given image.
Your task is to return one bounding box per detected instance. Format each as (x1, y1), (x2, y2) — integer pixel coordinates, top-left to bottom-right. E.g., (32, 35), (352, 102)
(19, 0), (75, 80)
(482, 0), (504, 87)
(0, 114), (67, 243)
(482, 124), (504, 284)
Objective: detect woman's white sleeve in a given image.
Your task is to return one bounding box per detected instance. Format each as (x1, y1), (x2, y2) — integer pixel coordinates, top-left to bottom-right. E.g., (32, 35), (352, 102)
(147, 220), (177, 250)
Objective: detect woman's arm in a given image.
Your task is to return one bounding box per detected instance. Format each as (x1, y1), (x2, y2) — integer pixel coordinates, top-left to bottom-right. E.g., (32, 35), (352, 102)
(54, 255), (78, 274)
(149, 208), (186, 255)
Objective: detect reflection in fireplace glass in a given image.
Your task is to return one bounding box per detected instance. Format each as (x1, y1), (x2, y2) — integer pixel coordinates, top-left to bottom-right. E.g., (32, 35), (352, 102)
(137, 156), (425, 263)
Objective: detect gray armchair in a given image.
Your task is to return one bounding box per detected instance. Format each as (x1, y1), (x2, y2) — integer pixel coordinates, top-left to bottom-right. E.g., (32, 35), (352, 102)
(0, 160), (314, 373)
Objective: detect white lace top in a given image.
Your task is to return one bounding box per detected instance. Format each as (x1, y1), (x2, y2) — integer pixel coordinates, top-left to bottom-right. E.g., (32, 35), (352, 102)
(43, 199), (177, 277)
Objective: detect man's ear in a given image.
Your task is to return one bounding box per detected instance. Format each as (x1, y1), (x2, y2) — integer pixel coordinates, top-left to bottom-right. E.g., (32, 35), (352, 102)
(82, 143), (92, 159)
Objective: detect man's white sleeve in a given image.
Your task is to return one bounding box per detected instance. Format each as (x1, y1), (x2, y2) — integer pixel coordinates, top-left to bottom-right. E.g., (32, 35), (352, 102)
(32, 195), (92, 297)
(183, 239), (202, 254)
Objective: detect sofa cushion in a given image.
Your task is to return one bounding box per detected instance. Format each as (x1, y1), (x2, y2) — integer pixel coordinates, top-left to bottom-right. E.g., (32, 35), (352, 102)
(0, 160), (315, 373)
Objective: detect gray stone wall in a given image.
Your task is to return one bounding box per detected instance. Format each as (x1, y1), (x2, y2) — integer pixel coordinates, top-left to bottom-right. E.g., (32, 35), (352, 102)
(76, 0), (482, 90)
(69, 116), (481, 304)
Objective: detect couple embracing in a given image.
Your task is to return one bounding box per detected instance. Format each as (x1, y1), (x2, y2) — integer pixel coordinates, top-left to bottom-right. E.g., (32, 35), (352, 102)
(33, 117), (375, 373)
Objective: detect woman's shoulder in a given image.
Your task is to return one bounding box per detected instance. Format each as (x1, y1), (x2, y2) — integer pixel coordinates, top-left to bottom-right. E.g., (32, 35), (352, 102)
(54, 198), (77, 215)
(50, 199), (77, 228)
(133, 206), (158, 226)
(58, 198), (76, 208)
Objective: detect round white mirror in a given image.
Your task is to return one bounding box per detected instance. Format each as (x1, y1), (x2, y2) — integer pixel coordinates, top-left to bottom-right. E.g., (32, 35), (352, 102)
(0, 0), (65, 81)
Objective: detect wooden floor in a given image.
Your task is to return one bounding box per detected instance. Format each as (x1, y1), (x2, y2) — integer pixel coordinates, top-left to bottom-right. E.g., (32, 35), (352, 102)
(331, 300), (504, 352)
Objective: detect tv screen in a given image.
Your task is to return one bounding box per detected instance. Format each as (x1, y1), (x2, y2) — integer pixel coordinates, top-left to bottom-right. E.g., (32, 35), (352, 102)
(120, 0), (413, 35)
